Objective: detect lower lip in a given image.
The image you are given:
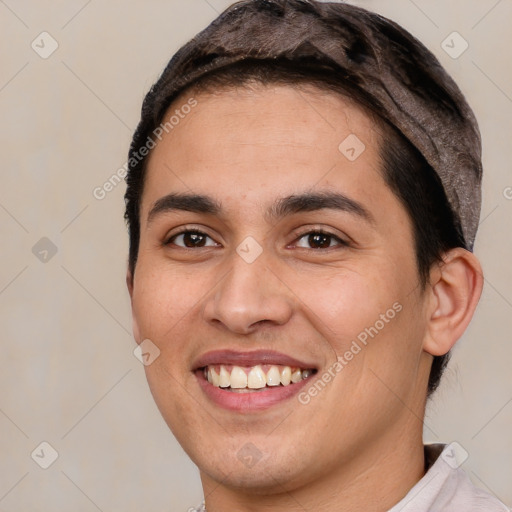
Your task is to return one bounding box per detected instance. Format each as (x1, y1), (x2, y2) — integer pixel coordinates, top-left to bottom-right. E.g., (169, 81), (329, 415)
(195, 371), (311, 411)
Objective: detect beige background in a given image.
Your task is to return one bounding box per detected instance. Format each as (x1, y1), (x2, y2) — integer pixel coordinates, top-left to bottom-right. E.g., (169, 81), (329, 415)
(0, 0), (511, 510)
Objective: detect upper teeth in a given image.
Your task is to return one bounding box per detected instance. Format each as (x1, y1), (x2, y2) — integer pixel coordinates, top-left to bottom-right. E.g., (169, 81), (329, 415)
(205, 365), (313, 389)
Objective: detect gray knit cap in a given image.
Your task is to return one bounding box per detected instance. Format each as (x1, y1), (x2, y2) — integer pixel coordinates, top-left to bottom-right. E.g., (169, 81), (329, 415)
(127, 0), (482, 250)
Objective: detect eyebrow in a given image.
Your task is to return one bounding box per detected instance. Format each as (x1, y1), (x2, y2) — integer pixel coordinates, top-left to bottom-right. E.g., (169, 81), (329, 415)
(147, 193), (221, 224)
(147, 191), (374, 225)
(267, 191), (374, 224)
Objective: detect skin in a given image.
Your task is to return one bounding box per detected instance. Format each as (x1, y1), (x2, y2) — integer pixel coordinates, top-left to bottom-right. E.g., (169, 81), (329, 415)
(127, 83), (483, 511)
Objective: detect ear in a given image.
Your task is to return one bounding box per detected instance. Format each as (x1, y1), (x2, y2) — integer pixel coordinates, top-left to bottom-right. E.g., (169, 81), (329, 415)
(423, 248), (483, 357)
(126, 267), (141, 343)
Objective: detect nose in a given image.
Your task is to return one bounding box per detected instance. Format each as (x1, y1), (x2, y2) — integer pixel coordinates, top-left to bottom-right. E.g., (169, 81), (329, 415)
(202, 252), (294, 335)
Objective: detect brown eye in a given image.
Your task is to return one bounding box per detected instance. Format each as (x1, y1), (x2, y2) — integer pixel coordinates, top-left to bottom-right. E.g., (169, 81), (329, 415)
(307, 233), (332, 249)
(294, 231), (347, 250)
(167, 230), (217, 248)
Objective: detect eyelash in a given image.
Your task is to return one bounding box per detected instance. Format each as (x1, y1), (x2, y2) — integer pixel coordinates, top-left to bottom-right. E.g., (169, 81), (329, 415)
(164, 228), (349, 250)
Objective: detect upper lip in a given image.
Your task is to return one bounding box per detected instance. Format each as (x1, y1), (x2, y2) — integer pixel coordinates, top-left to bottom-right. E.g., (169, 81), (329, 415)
(192, 349), (317, 370)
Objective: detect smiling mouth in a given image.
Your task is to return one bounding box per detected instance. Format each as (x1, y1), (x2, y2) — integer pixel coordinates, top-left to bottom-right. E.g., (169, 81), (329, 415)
(200, 364), (317, 392)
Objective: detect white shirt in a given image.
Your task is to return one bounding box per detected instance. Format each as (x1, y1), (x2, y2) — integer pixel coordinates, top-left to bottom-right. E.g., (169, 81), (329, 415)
(389, 443), (509, 511)
(193, 444), (510, 511)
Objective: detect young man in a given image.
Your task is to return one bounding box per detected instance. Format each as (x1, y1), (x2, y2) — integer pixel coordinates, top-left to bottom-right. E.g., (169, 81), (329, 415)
(124, 1), (509, 510)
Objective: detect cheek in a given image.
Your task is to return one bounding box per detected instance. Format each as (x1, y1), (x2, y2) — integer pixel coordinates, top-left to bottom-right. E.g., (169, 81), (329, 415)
(290, 264), (404, 342)
(329, 270), (426, 395)
(132, 264), (207, 425)
(293, 256), (423, 378)
(132, 262), (206, 346)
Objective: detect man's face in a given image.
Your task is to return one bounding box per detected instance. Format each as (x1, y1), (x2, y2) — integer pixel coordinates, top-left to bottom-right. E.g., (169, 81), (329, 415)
(129, 84), (433, 493)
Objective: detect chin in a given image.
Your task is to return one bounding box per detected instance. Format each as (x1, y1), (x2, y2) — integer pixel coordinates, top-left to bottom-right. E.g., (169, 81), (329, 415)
(199, 456), (309, 495)
(190, 434), (326, 495)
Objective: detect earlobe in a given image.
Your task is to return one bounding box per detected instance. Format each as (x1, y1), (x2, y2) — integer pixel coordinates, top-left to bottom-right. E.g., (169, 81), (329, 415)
(423, 248), (483, 357)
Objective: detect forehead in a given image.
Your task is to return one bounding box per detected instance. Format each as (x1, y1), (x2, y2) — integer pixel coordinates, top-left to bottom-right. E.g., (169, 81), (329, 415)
(168, 82), (380, 152)
(142, 84), (385, 208)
